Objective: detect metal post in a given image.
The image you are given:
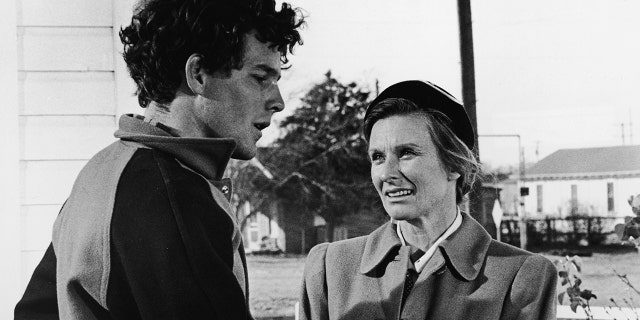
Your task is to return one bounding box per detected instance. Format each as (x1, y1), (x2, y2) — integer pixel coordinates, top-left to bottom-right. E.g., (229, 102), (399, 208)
(478, 134), (527, 249)
(457, 0), (485, 227)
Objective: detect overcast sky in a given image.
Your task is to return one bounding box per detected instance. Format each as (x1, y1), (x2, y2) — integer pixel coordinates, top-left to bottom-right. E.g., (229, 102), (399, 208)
(265, 0), (640, 168)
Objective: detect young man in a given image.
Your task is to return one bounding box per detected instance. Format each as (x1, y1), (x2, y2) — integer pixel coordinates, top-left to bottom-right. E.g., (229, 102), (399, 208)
(15, 0), (304, 318)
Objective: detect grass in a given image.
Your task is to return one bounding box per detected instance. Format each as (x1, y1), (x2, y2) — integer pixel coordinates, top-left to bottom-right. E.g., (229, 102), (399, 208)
(247, 250), (640, 318)
(247, 255), (306, 318)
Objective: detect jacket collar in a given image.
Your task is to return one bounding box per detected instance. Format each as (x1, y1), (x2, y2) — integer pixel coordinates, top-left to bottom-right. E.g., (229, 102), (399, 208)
(439, 212), (492, 280)
(114, 114), (236, 181)
(359, 212), (492, 281)
(359, 222), (402, 274)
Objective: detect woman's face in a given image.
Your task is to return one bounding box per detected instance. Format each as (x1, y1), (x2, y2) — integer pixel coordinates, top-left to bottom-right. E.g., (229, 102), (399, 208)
(368, 114), (458, 222)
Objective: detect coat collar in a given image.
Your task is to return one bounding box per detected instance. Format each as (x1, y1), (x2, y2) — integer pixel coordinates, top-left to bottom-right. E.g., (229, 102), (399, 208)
(439, 212), (492, 280)
(114, 114), (236, 181)
(359, 222), (402, 274)
(359, 212), (492, 281)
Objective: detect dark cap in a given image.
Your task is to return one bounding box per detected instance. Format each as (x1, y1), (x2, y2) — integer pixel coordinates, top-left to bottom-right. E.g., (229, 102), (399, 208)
(365, 80), (475, 150)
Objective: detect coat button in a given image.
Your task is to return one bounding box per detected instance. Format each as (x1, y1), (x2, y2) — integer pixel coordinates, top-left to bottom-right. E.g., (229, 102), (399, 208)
(221, 185), (229, 194)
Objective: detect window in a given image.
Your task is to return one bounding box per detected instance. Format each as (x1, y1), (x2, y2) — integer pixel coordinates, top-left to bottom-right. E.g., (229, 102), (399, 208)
(536, 185), (543, 213)
(571, 184), (578, 214)
(607, 182), (614, 212)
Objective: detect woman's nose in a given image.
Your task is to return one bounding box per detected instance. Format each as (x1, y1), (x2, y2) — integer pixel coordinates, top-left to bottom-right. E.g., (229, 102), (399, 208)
(380, 157), (401, 182)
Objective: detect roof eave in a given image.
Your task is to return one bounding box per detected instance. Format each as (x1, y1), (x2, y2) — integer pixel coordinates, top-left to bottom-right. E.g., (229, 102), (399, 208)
(523, 170), (640, 181)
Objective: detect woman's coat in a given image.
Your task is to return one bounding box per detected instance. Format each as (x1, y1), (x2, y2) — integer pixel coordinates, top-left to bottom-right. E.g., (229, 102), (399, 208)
(299, 212), (557, 320)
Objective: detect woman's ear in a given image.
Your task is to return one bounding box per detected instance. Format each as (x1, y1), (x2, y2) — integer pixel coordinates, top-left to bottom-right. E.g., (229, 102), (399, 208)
(184, 53), (206, 95)
(448, 170), (461, 181)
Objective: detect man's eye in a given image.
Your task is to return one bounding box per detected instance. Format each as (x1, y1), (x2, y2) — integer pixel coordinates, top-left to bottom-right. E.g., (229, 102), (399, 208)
(252, 75), (267, 84)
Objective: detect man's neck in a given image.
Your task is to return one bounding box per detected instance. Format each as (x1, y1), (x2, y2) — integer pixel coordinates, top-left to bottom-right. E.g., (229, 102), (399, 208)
(144, 103), (170, 125)
(144, 92), (201, 137)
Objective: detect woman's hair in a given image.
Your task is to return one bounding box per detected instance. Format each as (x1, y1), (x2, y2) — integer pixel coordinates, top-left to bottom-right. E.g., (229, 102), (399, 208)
(363, 98), (480, 204)
(119, 0), (305, 108)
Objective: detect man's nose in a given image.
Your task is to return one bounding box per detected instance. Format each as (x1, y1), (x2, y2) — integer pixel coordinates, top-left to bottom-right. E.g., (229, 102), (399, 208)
(268, 85), (285, 113)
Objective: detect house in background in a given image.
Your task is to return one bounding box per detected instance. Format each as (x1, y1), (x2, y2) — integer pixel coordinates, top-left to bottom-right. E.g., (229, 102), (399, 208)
(241, 199), (387, 255)
(522, 145), (640, 217)
(240, 181), (506, 254)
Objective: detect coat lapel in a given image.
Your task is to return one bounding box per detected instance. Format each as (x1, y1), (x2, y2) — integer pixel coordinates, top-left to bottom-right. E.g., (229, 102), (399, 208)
(377, 245), (409, 320)
(439, 212), (492, 281)
(360, 222), (407, 320)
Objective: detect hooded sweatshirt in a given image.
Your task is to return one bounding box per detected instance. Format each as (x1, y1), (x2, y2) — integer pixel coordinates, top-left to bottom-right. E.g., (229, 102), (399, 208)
(16, 114), (252, 320)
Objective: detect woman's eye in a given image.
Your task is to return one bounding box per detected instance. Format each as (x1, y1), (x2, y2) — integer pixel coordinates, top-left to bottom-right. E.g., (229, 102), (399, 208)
(370, 153), (383, 163)
(400, 149), (415, 158)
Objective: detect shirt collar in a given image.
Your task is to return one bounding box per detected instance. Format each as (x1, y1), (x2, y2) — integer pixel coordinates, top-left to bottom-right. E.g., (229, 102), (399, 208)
(360, 211), (492, 281)
(114, 114), (236, 181)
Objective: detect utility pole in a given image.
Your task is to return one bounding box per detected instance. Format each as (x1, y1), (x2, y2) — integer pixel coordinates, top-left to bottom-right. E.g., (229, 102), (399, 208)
(457, 0), (478, 150)
(630, 120), (634, 144)
(457, 0), (486, 229)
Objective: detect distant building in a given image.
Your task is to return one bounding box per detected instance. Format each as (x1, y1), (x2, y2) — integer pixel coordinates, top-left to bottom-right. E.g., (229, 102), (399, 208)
(241, 199), (386, 254)
(238, 150), (387, 254)
(522, 145), (640, 217)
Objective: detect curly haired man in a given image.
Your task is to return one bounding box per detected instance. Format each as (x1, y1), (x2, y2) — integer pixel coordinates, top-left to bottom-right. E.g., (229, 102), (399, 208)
(15, 0), (304, 318)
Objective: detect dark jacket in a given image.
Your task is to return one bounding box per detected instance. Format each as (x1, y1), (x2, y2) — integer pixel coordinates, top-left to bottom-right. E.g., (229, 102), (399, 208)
(15, 114), (252, 319)
(300, 212), (557, 320)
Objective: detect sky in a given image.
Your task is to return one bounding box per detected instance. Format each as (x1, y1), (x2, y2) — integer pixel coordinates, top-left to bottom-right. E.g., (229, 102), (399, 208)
(263, 0), (640, 169)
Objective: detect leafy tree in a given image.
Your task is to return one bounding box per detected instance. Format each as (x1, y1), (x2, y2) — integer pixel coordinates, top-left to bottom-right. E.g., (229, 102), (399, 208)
(229, 71), (384, 241)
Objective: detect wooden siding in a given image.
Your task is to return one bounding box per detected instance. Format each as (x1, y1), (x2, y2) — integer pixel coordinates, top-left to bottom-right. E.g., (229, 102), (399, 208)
(18, 27), (114, 71)
(20, 116), (116, 160)
(19, 71), (116, 116)
(20, 160), (87, 205)
(18, 0), (113, 27)
(0, 0), (21, 316)
(15, 0), (121, 299)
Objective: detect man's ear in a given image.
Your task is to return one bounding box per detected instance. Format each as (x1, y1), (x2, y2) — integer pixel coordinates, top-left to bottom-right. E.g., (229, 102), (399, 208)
(184, 53), (206, 95)
(448, 170), (461, 181)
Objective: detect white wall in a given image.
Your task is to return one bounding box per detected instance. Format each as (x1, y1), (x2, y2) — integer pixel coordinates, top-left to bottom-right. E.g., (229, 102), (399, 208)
(17, 0), (114, 292)
(0, 0), (21, 318)
(523, 176), (640, 217)
(1, 0), (138, 316)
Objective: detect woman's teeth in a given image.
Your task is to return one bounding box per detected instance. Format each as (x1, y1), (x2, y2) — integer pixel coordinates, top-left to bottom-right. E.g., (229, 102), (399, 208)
(388, 190), (412, 197)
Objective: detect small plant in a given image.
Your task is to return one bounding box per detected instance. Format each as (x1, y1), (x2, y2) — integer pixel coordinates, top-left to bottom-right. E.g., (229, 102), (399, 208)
(556, 255), (597, 319)
(555, 195), (640, 320)
(624, 194), (640, 251)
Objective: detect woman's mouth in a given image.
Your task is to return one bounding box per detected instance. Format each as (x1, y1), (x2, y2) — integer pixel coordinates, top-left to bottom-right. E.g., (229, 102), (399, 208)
(386, 189), (413, 198)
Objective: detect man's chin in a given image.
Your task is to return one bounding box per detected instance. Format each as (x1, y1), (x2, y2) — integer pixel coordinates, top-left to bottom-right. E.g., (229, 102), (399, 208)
(231, 147), (256, 160)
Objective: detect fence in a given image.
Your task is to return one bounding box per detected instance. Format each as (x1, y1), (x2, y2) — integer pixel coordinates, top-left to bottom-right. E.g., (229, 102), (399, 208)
(275, 302), (640, 320)
(500, 216), (626, 248)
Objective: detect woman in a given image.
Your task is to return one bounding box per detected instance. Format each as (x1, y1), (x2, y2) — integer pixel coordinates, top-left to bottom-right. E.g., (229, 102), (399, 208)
(299, 80), (557, 320)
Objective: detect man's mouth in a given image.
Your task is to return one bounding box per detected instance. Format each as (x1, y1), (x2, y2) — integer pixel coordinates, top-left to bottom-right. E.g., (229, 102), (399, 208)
(385, 189), (414, 198)
(253, 122), (269, 131)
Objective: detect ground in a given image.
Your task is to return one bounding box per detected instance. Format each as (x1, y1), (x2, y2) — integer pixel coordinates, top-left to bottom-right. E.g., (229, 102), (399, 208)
(547, 251), (640, 308)
(248, 255), (306, 319)
(248, 251), (640, 318)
